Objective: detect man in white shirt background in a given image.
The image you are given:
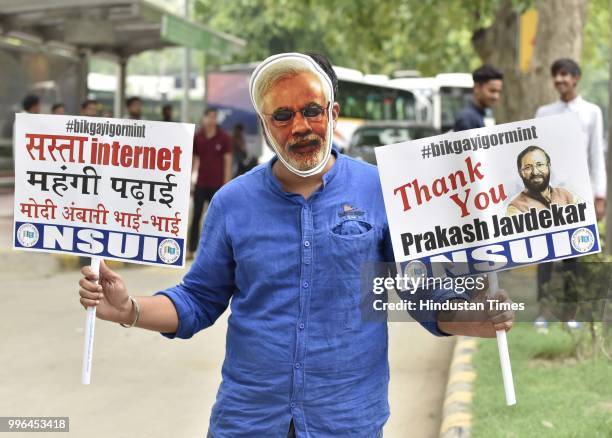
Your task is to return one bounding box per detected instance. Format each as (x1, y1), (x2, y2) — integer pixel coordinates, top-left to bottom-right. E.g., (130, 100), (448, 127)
(535, 58), (606, 218)
(533, 58), (607, 332)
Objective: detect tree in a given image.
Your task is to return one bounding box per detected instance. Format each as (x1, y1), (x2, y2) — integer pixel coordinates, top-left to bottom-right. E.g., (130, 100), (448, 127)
(193, 0), (603, 125)
(193, 0), (483, 74)
(472, 0), (590, 123)
(193, 0), (600, 81)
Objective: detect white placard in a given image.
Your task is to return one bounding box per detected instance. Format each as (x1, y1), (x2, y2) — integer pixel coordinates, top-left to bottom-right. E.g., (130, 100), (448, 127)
(376, 113), (600, 275)
(13, 114), (194, 268)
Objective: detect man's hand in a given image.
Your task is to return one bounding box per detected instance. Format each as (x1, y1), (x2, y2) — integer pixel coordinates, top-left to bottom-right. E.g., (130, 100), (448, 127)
(476, 289), (515, 337)
(595, 197), (605, 221)
(79, 260), (133, 324)
(437, 289), (515, 338)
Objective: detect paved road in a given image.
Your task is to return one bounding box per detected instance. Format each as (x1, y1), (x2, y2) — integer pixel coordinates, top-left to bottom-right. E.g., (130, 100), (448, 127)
(0, 190), (454, 437)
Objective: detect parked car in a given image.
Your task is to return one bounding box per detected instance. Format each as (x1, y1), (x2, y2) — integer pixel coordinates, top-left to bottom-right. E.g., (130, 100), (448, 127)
(346, 121), (439, 164)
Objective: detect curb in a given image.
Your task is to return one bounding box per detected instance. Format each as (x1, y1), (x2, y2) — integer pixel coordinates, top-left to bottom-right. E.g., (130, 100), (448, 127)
(439, 336), (478, 438)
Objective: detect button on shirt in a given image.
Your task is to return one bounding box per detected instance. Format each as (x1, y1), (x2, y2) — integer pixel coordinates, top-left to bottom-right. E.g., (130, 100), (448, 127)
(156, 152), (462, 437)
(536, 96), (607, 198)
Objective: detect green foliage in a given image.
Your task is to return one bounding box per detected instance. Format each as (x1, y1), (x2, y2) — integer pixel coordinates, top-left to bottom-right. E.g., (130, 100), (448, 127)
(89, 0), (607, 89)
(581, 0), (610, 128)
(193, 0), (499, 74)
(190, 0), (610, 137)
(472, 323), (612, 437)
(193, 0), (608, 76)
(535, 246), (611, 361)
(582, 0), (610, 71)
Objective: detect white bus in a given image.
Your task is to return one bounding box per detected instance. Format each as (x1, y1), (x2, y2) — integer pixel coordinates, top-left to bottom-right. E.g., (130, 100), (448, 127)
(205, 63), (418, 162)
(389, 73), (493, 132)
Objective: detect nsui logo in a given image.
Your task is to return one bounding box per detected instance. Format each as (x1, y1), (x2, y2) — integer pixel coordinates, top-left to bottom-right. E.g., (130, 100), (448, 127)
(405, 260), (427, 278)
(401, 260), (427, 293)
(158, 239), (180, 264)
(17, 223), (39, 247)
(571, 227), (595, 253)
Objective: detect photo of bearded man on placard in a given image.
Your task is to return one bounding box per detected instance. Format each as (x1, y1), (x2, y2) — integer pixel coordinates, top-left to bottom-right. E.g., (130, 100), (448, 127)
(507, 145), (579, 216)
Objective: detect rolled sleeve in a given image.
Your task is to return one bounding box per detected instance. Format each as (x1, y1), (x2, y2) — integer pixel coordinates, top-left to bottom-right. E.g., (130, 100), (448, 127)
(155, 193), (235, 339)
(156, 288), (198, 339)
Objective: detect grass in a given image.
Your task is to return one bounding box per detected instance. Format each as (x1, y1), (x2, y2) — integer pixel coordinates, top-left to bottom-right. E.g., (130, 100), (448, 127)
(471, 323), (612, 438)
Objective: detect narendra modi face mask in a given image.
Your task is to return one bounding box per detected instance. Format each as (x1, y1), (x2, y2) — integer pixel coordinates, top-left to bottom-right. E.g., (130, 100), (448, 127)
(249, 53), (335, 177)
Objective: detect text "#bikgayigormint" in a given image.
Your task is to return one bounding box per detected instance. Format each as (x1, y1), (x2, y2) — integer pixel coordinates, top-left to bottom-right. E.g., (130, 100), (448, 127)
(421, 125), (537, 159)
(65, 119), (146, 138)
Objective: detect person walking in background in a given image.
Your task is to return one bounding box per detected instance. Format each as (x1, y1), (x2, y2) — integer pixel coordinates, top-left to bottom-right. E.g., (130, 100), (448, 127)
(453, 64), (503, 131)
(22, 95), (41, 114)
(81, 99), (98, 117)
(161, 104), (173, 122)
(187, 108), (232, 260)
(51, 103), (65, 115)
(232, 123), (258, 177)
(126, 96), (143, 120)
(532, 58), (607, 333)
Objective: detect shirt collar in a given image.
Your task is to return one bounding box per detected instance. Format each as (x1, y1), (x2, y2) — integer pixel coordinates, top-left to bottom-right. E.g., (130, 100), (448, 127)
(561, 95), (582, 109)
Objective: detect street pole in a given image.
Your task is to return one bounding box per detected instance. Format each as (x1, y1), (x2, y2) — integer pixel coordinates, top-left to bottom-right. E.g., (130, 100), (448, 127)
(606, 0), (612, 255)
(76, 49), (89, 112)
(115, 57), (127, 118)
(181, 0), (191, 123)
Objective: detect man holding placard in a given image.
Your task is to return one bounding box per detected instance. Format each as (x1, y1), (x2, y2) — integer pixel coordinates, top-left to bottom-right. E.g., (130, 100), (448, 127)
(78, 52), (514, 437)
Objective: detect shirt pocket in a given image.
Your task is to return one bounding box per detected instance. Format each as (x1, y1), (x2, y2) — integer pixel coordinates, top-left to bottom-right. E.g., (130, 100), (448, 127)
(330, 218), (373, 236)
(325, 218), (379, 330)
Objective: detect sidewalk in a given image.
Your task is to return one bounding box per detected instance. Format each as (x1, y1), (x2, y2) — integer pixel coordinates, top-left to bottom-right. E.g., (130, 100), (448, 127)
(387, 324), (455, 436)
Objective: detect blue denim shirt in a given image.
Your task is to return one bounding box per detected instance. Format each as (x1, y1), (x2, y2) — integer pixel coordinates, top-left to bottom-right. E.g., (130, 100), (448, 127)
(157, 152), (461, 437)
